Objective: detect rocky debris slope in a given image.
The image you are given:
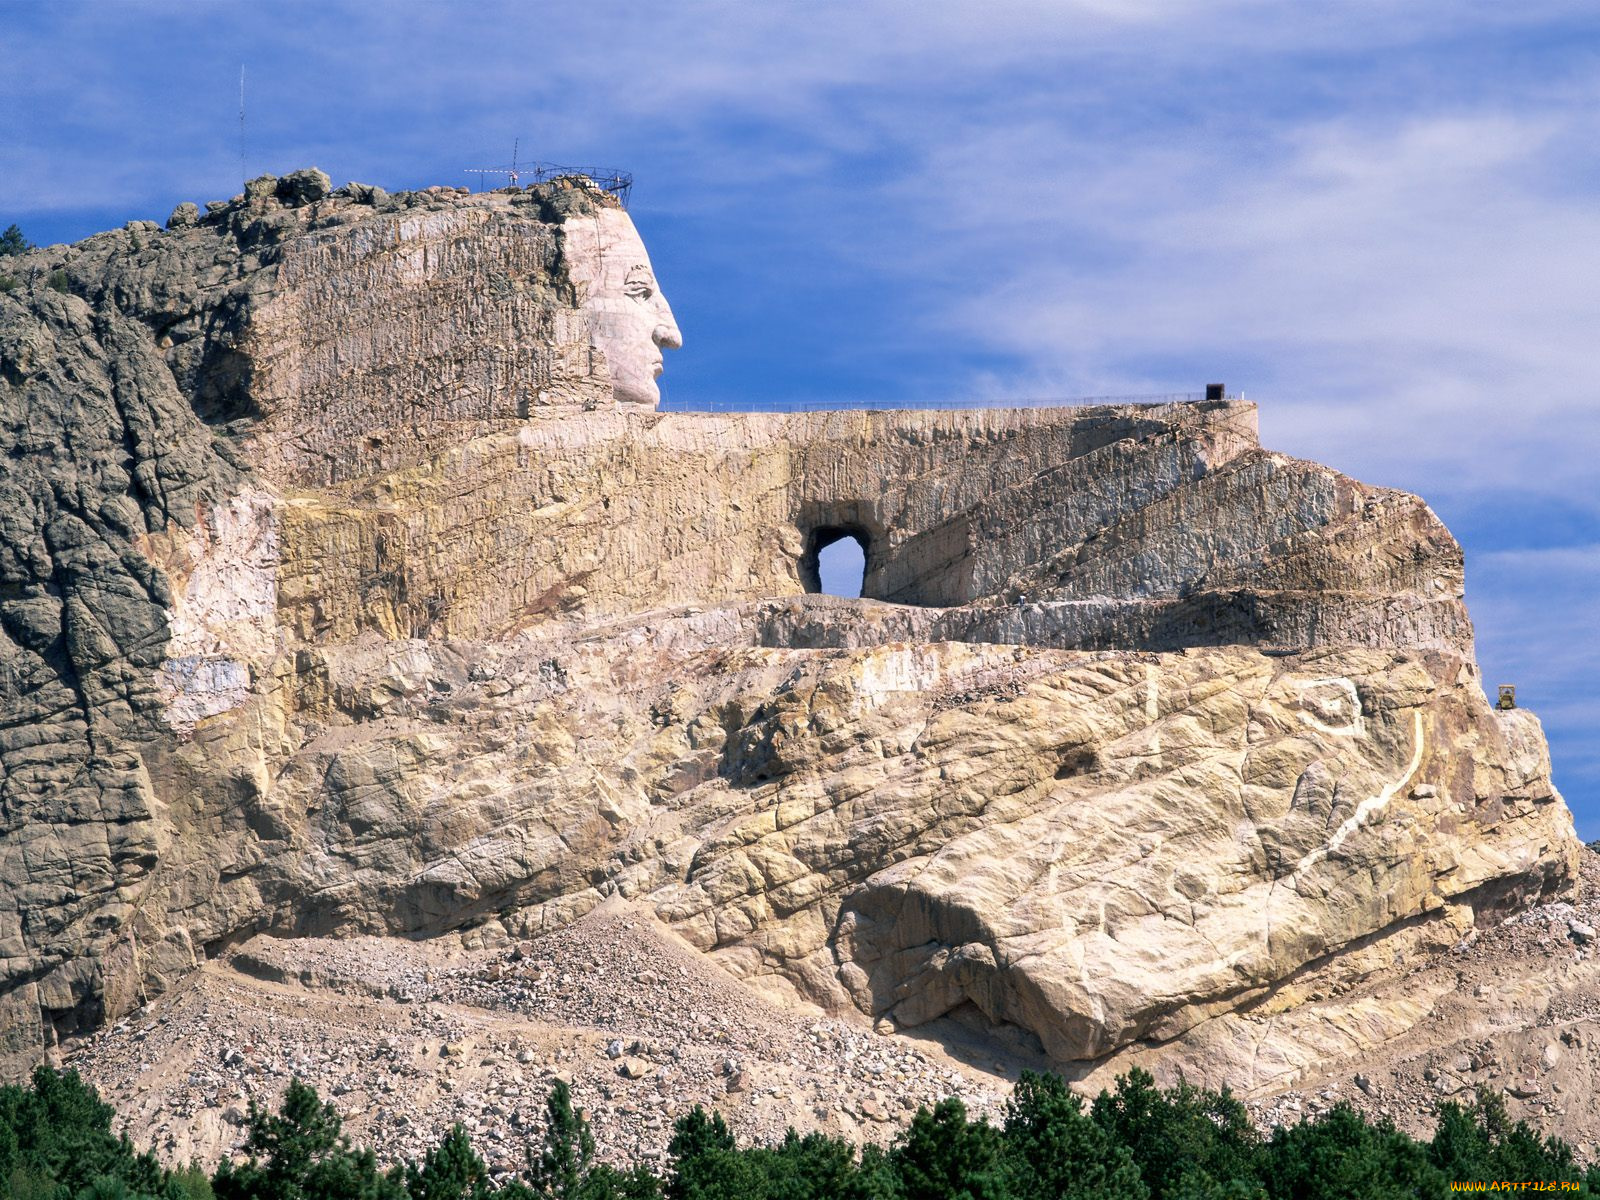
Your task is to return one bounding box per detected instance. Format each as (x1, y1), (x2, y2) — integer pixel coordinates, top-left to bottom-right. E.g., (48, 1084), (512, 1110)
(0, 173), (1580, 1104)
(64, 900), (1011, 1172)
(1235, 846), (1600, 1156)
(66, 849), (1600, 1172)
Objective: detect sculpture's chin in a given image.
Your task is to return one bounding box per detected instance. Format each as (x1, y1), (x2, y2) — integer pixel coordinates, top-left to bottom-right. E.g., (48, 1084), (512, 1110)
(611, 374), (661, 407)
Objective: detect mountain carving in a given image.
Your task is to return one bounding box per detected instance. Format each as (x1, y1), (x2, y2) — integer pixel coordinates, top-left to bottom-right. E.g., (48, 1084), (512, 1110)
(0, 174), (1576, 1090)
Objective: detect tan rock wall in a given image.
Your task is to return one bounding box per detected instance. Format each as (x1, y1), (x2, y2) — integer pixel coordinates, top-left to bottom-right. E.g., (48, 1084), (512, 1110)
(116, 619), (1576, 1073)
(271, 402), (1470, 661)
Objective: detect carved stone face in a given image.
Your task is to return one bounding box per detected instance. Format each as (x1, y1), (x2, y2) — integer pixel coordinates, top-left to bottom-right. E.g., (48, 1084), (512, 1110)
(562, 207), (682, 406)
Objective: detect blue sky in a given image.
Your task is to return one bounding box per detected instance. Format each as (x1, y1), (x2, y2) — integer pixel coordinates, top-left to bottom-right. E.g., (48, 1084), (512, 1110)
(3, 1), (1596, 832)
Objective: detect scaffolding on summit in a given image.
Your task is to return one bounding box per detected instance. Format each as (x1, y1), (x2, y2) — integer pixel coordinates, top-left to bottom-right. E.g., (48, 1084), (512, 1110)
(464, 139), (633, 207)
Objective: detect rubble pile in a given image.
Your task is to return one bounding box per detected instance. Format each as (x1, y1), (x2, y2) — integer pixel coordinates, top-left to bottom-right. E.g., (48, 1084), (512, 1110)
(1248, 848), (1600, 1157)
(64, 905), (1010, 1172)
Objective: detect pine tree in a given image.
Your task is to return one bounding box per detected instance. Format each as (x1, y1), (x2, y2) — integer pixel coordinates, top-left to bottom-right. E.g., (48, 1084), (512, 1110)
(526, 1080), (596, 1198)
(0, 224), (28, 257)
(891, 1097), (1009, 1200)
(1003, 1072), (1146, 1200)
(1089, 1069), (1260, 1199)
(0, 1067), (196, 1199)
(212, 1077), (402, 1200)
(754, 1128), (867, 1199)
(407, 1125), (493, 1200)
(1429, 1089), (1581, 1186)
(852, 1143), (901, 1200)
(665, 1107), (761, 1200)
(575, 1164), (664, 1200)
(1262, 1104), (1443, 1200)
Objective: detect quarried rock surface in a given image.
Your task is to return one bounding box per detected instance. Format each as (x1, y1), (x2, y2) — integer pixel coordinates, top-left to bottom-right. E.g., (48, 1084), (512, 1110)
(0, 176), (1578, 1115)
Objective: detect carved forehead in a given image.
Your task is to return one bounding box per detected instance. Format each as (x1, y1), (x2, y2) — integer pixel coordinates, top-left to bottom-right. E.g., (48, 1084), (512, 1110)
(561, 208), (658, 294)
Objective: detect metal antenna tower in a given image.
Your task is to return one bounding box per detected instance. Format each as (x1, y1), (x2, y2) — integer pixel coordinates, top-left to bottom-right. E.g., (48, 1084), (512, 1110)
(238, 64), (246, 186)
(466, 137), (532, 188)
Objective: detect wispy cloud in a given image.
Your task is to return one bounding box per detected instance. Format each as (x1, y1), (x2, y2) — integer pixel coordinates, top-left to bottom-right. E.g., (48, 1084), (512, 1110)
(882, 98), (1600, 492)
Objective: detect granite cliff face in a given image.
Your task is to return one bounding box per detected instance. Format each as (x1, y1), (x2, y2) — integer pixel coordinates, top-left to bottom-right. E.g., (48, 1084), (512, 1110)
(0, 173), (1577, 1087)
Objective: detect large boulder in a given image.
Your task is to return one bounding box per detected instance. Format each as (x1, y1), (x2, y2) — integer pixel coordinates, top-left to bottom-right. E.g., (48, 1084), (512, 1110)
(275, 167), (331, 206)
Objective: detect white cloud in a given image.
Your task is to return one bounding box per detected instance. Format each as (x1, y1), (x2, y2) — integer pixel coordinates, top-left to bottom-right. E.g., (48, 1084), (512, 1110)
(1478, 546), (1600, 574)
(879, 101), (1600, 502)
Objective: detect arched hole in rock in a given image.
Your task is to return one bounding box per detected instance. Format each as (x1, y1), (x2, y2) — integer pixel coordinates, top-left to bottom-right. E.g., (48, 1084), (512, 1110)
(802, 526), (868, 597)
(818, 535), (866, 598)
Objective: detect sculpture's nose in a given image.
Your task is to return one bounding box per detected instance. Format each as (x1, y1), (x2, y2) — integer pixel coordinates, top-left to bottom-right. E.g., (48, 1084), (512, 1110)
(653, 316), (683, 351)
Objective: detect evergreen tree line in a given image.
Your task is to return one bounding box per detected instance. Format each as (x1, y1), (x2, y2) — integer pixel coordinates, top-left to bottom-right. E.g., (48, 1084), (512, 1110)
(2, 1062), (1595, 1200)
(0, 224), (28, 292)
(0, 225), (29, 258)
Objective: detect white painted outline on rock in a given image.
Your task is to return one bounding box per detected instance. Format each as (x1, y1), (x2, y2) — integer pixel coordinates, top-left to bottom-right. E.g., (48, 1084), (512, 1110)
(1293, 710), (1425, 877)
(1292, 676), (1365, 738)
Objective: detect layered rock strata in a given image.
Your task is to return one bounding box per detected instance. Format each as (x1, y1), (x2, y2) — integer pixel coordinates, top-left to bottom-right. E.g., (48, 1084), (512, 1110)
(0, 175), (1576, 1083)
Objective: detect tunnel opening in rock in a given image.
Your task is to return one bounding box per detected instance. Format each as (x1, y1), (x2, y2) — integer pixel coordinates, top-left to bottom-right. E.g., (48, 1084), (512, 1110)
(801, 526), (869, 598)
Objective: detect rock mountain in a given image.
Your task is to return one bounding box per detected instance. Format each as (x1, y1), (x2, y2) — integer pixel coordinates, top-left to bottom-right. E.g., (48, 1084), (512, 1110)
(0, 170), (1578, 1094)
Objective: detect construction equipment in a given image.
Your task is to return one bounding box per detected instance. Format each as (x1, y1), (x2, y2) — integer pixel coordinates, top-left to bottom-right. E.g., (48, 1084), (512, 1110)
(465, 138), (634, 207)
(466, 138), (534, 188)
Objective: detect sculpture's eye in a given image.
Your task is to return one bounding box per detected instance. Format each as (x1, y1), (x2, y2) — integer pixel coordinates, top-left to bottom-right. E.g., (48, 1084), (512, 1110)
(624, 266), (655, 301)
